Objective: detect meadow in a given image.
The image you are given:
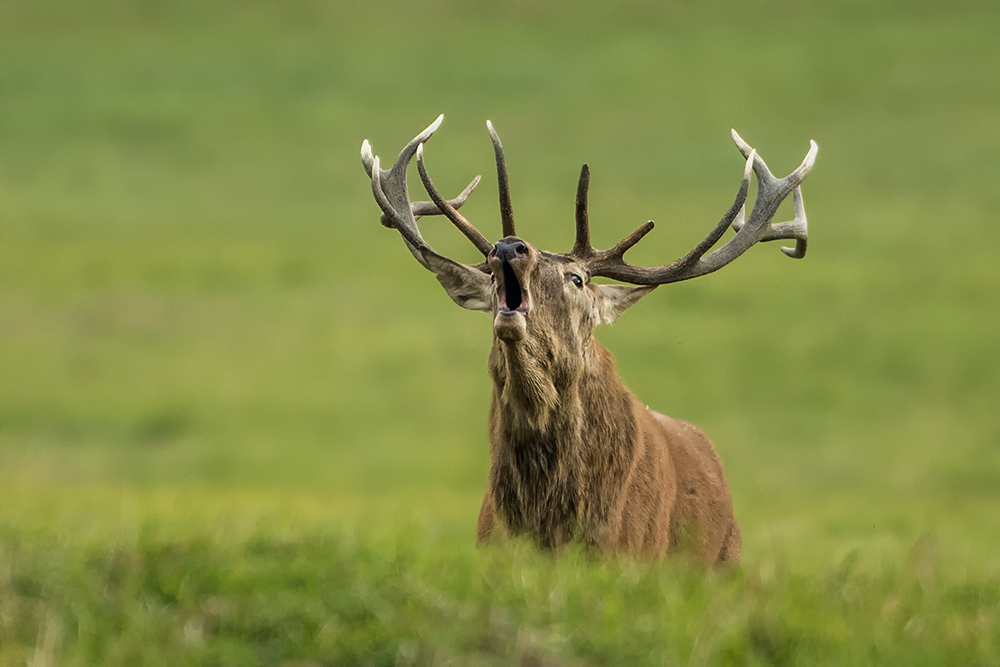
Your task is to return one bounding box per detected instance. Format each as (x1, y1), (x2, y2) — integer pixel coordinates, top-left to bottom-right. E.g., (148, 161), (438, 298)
(1, 0), (999, 664)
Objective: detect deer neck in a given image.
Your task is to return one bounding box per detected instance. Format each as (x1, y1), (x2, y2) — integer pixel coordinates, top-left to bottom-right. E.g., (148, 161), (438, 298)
(487, 334), (637, 545)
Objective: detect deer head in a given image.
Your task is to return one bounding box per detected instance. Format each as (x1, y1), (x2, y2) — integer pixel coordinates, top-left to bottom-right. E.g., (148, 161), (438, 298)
(361, 116), (817, 555)
(361, 115), (815, 379)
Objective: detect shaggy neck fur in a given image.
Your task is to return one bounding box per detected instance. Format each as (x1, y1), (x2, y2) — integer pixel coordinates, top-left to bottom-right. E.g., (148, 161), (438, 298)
(487, 332), (639, 548)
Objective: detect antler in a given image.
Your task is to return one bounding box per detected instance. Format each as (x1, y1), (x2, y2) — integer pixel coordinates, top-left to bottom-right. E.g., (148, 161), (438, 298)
(487, 120), (517, 238)
(571, 131), (818, 285)
(361, 115), (493, 270)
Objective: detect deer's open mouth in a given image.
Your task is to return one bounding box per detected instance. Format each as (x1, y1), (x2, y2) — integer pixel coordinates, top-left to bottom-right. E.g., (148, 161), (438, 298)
(497, 260), (530, 316)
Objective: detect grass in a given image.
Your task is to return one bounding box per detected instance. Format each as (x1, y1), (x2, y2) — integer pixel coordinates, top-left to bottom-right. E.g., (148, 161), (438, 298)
(1, 0), (1000, 663)
(3, 526), (999, 666)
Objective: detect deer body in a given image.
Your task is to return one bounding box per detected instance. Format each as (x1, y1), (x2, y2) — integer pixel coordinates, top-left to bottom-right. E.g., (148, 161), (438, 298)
(480, 334), (740, 560)
(361, 116), (816, 563)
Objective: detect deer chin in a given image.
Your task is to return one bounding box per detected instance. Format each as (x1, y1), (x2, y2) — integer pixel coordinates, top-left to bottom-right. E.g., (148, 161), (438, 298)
(494, 310), (527, 342)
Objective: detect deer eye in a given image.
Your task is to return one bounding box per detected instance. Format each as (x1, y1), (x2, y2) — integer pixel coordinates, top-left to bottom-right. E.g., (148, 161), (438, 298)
(568, 273), (584, 288)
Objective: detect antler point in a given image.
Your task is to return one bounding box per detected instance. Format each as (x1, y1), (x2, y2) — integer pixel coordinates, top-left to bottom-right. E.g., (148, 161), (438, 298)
(730, 129), (754, 159)
(360, 140), (375, 175)
(806, 139), (819, 166)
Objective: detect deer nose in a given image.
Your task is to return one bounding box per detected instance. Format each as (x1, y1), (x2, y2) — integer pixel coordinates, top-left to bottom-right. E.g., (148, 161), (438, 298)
(494, 237), (528, 263)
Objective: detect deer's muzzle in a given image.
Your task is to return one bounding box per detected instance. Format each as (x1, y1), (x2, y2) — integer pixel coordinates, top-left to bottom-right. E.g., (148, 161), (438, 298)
(491, 238), (534, 342)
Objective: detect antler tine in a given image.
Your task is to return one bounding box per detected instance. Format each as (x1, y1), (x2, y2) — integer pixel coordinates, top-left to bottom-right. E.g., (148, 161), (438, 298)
(362, 117), (480, 226)
(362, 114), (442, 177)
(732, 129), (818, 191)
(571, 164), (594, 258)
(729, 131), (815, 259)
(584, 133), (817, 285)
(602, 221), (656, 262)
(362, 115), (491, 273)
(732, 184), (808, 258)
(409, 174), (482, 218)
(369, 154), (431, 269)
(362, 114), (444, 238)
(572, 163), (655, 262)
(416, 143), (493, 256)
(581, 149), (752, 283)
(777, 186), (808, 258)
(487, 120), (516, 238)
(674, 149), (756, 267)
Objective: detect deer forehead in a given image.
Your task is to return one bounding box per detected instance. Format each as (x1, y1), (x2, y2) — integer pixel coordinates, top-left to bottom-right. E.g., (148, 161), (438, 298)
(535, 252), (588, 277)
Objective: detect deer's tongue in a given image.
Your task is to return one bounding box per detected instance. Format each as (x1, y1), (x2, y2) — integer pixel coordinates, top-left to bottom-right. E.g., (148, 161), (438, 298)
(501, 261), (523, 312)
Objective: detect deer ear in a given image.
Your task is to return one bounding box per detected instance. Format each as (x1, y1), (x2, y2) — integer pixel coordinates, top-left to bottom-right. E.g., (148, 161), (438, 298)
(592, 284), (656, 324)
(423, 253), (493, 312)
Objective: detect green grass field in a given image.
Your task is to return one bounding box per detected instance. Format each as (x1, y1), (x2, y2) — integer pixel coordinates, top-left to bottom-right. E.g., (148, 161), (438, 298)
(2, 0), (1000, 664)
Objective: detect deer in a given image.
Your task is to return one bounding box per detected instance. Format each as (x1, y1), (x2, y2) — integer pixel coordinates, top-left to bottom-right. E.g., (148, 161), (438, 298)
(361, 116), (817, 563)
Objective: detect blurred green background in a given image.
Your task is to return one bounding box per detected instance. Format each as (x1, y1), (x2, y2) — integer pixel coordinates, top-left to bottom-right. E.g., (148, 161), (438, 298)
(1, 0), (999, 594)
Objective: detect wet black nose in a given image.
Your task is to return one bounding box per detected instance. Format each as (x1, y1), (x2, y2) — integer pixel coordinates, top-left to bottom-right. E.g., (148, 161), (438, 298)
(495, 237), (528, 263)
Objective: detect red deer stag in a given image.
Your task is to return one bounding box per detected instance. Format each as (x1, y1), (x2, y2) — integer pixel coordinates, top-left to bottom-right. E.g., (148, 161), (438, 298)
(361, 116), (816, 563)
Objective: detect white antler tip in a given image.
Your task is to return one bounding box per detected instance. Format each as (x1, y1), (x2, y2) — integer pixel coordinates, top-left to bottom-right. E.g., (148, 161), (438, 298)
(791, 139), (819, 178)
(486, 120), (503, 147)
(744, 149), (756, 179)
(360, 140), (375, 175)
(730, 129), (753, 157)
(416, 142), (424, 159)
(429, 114), (444, 131)
(805, 140), (818, 167)
(780, 241), (806, 259)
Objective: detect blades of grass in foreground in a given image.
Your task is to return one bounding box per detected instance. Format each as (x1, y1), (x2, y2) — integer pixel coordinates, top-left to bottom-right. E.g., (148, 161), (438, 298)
(1, 526), (997, 666)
